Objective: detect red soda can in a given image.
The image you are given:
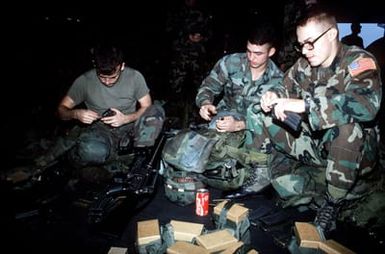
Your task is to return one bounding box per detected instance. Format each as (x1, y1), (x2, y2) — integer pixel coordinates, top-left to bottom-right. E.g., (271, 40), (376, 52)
(195, 188), (209, 216)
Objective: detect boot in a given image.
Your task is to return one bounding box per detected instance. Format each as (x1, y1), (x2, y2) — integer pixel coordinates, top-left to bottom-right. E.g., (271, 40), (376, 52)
(314, 194), (345, 236)
(225, 165), (271, 199)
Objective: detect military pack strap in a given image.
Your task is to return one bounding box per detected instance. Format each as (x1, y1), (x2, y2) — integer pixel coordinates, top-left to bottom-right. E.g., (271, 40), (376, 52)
(165, 183), (196, 193)
(161, 130), (217, 173)
(224, 145), (268, 167)
(218, 201), (235, 229)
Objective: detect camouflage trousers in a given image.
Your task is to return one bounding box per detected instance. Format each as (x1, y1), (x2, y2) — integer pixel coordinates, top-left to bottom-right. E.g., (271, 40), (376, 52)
(246, 111), (385, 228)
(36, 104), (165, 169)
(246, 108), (379, 199)
(271, 121), (385, 227)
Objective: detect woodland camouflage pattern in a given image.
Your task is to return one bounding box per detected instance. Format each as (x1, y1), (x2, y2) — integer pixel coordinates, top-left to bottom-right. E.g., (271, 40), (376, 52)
(169, 35), (207, 95)
(248, 44), (382, 204)
(196, 53), (283, 120)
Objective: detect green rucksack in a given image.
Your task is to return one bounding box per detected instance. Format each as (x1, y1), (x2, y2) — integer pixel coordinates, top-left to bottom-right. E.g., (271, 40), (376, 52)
(161, 128), (268, 191)
(161, 129), (217, 173)
(163, 163), (205, 206)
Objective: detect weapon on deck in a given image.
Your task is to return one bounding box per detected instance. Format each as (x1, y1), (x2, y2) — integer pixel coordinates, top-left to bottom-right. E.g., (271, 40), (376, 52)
(87, 132), (167, 224)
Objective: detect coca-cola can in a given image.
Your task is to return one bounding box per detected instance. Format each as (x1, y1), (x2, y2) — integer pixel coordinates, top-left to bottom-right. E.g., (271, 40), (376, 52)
(195, 188), (209, 216)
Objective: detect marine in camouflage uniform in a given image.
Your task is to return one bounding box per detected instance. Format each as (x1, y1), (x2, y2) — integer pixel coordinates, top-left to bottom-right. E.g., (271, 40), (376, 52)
(196, 54), (283, 136)
(165, 0), (212, 127)
(196, 21), (283, 149)
(167, 26), (209, 128)
(196, 55), (283, 134)
(169, 30), (207, 95)
(196, 21), (284, 198)
(250, 6), (384, 233)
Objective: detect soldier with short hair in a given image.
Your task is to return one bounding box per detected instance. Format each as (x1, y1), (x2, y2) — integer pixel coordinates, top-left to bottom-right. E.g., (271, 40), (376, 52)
(35, 42), (165, 170)
(196, 19), (283, 198)
(255, 5), (384, 235)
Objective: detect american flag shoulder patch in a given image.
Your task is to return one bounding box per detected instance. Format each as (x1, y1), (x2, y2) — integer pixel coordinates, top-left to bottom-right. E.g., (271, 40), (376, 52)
(348, 57), (377, 77)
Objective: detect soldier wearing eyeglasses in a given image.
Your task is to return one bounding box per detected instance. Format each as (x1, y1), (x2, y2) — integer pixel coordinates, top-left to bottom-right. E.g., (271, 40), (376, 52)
(250, 4), (384, 236)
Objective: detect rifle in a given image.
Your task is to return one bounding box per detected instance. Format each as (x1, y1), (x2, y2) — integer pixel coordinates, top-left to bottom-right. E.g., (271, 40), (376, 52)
(87, 132), (167, 224)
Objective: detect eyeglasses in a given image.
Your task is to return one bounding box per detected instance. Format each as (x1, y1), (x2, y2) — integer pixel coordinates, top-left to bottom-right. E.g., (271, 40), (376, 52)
(294, 27), (333, 52)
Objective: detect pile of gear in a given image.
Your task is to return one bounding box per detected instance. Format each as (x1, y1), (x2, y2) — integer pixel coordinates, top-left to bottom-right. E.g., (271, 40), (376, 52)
(160, 125), (270, 206)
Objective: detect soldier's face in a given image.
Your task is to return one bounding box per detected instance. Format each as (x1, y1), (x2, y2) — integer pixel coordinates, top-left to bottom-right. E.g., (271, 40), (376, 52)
(246, 42), (275, 69)
(97, 64), (124, 87)
(297, 21), (336, 67)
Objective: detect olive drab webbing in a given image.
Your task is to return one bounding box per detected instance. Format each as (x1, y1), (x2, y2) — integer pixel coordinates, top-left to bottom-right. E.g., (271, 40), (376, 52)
(161, 127), (269, 191)
(161, 129), (217, 173)
(163, 164), (205, 206)
(213, 201), (251, 253)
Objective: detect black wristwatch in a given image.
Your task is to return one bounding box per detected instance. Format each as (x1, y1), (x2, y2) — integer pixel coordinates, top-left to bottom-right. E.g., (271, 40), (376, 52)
(304, 97), (311, 113)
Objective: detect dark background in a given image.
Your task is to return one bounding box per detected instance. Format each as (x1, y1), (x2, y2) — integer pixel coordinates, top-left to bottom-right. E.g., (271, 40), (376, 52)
(1, 1), (384, 253)
(3, 0), (384, 155)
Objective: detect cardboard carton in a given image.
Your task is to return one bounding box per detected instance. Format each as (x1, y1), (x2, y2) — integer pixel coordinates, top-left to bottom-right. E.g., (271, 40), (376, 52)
(195, 229), (238, 253)
(213, 201), (249, 224)
(319, 239), (356, 254)
(167, 241), (209, 254)
(108, 247), (127, 254)
(170, 220), (204, 242)
(137, 219), (161, 245)
(294, 222), (322, 249)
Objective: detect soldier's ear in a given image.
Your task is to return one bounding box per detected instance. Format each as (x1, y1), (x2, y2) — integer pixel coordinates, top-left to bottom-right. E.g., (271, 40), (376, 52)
(328, 27), (338, 41)
(121, 63), (125, 71)
(268, 47), (276, 57)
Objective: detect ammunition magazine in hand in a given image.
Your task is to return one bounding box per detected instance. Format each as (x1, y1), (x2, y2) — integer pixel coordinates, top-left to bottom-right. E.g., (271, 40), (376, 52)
(101, 108), (116, 117)
(272, 110), (302, 132)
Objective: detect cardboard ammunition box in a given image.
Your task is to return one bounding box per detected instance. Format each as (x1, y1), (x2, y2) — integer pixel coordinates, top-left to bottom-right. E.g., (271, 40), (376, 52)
(218, 241), (244, 254)
(319, 239), (356, 254)
(167, 241), (209, 254)
(195, 229), (238, 253)
(294, 222), (322, 249)
(108, 247), (127, 254)
(170, 220), (204, 242)
(137, 219), (161, 246)
(213, 201), (249, 224)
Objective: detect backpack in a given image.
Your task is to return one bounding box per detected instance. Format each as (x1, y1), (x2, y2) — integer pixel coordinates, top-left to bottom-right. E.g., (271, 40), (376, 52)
(161, 129), (217, 173)
(162, 128), (268, 191)
(163, 163), (205, 206)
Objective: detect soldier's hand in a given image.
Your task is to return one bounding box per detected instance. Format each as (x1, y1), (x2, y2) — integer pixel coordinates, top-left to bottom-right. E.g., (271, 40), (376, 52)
(75, 109), (99, 124)
(261, 91), (279, 113)
(199, 104), (217, 121)
(101, 108), (124, 127)
(216, 116), (244, 132)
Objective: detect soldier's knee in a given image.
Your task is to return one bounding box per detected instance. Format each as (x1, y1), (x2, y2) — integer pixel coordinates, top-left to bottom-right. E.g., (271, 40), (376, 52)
(72, 135), (111, 165)
(134, 104), (165, 147)
(78, 140), (110, 164)
(335, 123), (364, 141)
(271, 174), (306, 198)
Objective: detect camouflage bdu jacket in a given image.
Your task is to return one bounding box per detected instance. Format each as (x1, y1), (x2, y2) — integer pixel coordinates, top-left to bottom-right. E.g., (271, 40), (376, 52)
(196, 53), (283, 119)
(169, 36), (207, 94)
(267, 44), (382, 200)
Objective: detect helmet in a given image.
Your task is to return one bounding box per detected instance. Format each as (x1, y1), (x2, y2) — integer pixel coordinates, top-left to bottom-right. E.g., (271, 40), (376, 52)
(164, 170), (205, 206)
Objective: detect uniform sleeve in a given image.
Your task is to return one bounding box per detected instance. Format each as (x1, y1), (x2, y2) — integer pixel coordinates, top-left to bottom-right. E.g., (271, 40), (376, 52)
(195, 56), (228, 107)
(277, 64), (301, 98)
(133, 70), (150, 100)
(67, 75), (87, 105)
(308, 55), (381, 130)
